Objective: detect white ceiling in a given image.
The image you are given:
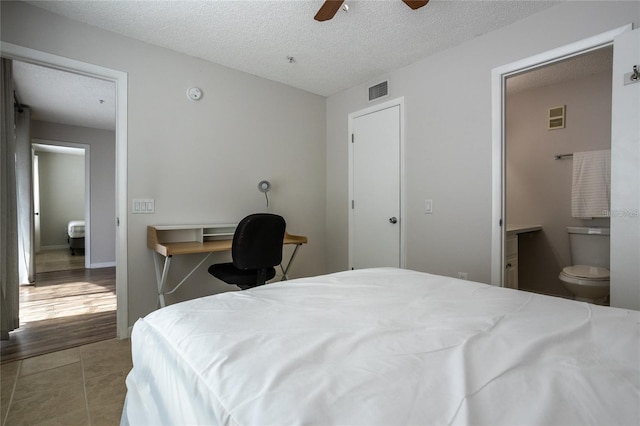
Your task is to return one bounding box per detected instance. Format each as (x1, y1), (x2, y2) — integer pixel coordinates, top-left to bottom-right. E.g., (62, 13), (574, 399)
(13, 0), (584, 132)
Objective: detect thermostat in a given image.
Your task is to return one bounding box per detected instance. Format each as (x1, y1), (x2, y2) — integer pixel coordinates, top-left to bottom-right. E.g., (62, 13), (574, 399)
(187, 87), (203, 101)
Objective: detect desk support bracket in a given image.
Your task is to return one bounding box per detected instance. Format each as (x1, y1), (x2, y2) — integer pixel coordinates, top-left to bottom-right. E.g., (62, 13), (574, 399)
(153, 251), (213, 308)
(280, 244), (302, 280)
(153, 253), (171, 308)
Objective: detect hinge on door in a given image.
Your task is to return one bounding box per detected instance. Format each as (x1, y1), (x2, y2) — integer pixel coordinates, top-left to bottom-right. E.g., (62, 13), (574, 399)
(499, 218), (503, 227)
(351, 134), (354, 143)
(351, 200), (355, 209)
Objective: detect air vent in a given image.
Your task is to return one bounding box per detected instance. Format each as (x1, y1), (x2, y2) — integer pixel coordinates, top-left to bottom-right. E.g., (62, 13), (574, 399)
(368, 81), (388, 102)
(548, 105), (566, 130)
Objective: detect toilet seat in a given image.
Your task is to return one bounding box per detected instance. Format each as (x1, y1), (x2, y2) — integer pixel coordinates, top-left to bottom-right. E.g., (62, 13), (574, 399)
(559, 265), (610, 287)
(561, 265), (610, 280)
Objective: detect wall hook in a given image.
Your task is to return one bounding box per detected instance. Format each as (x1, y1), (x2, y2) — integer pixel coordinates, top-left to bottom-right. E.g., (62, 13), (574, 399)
(624, 64), (640, 86)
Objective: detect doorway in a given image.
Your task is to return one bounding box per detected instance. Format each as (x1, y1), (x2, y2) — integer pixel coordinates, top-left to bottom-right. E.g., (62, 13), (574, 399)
(348, 98), (405, 269)
(32, 142), (89, 272)
(491, 25), (639, 310)
(1, 42), (128, 338)
(504, 47), (613, 298)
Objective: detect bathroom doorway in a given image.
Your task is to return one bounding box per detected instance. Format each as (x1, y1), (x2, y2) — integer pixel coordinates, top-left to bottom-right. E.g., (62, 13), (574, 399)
(504, 47), (613, 299)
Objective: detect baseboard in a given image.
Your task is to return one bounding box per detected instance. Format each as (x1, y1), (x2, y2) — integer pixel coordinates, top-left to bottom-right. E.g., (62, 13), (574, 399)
(89, 261), (116, 269)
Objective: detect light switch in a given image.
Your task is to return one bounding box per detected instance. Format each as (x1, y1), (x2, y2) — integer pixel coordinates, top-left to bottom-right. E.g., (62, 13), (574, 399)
(132, 198), (155, 214)
(425, 199), (433, 214)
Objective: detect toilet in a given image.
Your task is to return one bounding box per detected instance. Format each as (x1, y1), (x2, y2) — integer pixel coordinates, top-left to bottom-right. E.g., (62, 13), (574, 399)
(559, 226), (610, 304)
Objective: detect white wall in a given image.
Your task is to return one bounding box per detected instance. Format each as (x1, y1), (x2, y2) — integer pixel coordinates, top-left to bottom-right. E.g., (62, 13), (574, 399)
(32, 121), (116, 266)
(2, 2), (327, 324)
(326, 1), (640, 284)
(37, 151), (84, 247)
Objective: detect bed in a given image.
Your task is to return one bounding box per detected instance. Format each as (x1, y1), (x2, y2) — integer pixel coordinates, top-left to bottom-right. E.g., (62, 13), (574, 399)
(67, 220), (85, 255)
(122, 268), (639, 425)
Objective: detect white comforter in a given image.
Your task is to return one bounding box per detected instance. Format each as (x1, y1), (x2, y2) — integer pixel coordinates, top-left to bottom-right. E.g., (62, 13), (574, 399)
(123, 268), (640, 425)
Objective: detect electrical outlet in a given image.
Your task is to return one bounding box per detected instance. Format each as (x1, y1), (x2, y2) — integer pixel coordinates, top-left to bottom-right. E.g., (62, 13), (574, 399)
(458, 272), (468, 280)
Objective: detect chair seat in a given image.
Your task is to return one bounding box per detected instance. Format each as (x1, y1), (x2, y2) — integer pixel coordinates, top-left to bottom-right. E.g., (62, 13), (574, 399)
(208, 263), (276, 288)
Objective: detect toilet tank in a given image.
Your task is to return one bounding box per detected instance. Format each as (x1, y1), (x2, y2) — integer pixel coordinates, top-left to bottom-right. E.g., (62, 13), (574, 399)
(567, 227), (610, 269)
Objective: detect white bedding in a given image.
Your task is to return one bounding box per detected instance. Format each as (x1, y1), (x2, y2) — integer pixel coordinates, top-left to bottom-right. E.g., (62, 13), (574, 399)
(122, 268), (640, 425)
(67, 220), (85, 238)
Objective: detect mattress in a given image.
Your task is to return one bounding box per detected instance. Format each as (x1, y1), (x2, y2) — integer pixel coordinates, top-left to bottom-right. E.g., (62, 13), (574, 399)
(67, 220), (85, 238)
(122, 268), (640, 425)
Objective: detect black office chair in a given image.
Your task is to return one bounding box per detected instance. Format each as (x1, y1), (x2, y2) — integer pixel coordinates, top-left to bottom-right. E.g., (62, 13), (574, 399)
(208, 213), (286, 290)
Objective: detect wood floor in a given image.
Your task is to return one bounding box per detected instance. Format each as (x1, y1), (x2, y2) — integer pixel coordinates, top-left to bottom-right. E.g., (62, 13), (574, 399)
(34, 247), (85, 273)
(0, 267), (116, 364)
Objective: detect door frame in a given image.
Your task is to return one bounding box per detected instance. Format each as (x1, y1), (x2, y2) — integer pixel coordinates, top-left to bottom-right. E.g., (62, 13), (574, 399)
(1, 41), (129, 338)
(348, 97), (406, 269)
(32, 139), (91, 269)
(490, 24), (632, 286)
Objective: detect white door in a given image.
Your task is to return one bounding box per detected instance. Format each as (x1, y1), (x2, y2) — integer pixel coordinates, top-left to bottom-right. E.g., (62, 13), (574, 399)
(350, 102), (402, 269)
(610, 28), (640, 310)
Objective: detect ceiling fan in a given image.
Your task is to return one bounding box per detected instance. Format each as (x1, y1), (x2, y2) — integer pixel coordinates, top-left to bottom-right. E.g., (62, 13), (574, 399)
(314, 0), (429, 22)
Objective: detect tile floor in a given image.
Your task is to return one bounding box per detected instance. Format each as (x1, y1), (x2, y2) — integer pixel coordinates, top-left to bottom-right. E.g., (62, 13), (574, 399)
(1, 338), (131, 425)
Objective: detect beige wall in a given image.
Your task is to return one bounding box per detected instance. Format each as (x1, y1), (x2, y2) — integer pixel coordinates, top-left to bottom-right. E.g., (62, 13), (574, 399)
(2, 1), (327, 323)
(506, 70), (612, 297)
(37, 151), (85, 247)
(32, 121), (116, 267)
(326, 1), (639, 285)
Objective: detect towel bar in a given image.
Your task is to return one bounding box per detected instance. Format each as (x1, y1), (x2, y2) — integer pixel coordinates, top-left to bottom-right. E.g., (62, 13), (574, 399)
(554, 153), (573, 160)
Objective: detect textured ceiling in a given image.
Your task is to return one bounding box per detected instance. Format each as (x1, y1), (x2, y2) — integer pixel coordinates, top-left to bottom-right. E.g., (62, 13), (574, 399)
(13, 0), (568, 131)
(26, 0), (559, 97)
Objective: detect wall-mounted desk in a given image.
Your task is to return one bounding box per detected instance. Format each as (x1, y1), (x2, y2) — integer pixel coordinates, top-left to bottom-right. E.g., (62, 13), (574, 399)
(147, 224), (308, 307)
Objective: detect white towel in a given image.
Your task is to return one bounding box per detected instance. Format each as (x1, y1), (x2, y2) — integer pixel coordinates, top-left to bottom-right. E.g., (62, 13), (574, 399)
(571, 149), (610, 218)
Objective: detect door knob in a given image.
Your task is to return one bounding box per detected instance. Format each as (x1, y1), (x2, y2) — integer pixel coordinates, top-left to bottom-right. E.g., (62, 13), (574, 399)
(389, 217), (398, 224)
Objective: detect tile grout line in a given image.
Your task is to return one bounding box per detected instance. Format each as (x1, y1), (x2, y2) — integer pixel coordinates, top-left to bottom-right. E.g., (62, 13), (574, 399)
(3, 359), (22, 425)
(80, 353), (92, 426)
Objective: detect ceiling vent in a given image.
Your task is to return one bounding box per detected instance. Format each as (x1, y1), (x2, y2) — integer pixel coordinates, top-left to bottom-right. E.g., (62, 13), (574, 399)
(368, 81), (389, 102)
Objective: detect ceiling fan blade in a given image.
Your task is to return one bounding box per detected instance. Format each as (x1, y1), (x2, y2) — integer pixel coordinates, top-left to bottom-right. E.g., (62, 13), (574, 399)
(314, 0), (345, 22)
(402, 0), (429, 10)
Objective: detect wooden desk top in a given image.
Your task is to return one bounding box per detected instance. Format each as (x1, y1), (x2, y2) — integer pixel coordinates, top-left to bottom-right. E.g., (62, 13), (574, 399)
(148, 225), (307, 257)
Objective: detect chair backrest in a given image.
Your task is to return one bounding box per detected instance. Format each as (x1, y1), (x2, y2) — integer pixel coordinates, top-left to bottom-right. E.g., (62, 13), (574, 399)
(232, 213), (286, 270)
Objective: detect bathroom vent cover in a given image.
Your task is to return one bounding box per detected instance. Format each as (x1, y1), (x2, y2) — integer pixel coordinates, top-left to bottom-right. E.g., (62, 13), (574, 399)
(368, 81), (389, 102)
(548, 105), (566, 130)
